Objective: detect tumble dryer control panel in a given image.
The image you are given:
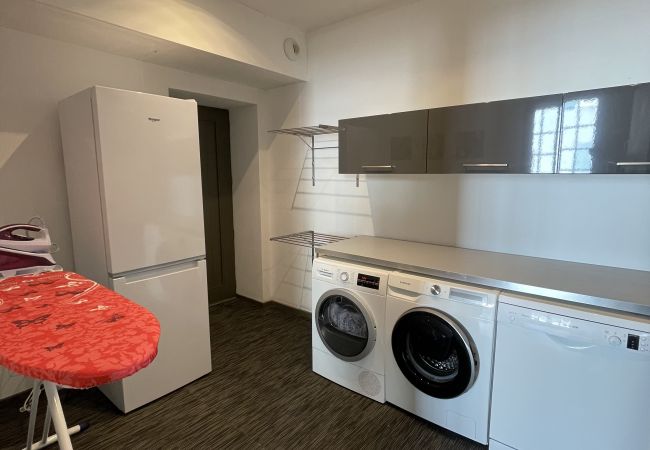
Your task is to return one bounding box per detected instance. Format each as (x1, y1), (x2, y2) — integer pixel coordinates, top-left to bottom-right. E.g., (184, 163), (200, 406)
(312, 258), (389, 295)
(357, 273), (380, 290)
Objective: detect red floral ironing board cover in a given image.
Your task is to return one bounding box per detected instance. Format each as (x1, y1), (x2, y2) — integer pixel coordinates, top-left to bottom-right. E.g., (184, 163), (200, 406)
(0, 271), (160, 388)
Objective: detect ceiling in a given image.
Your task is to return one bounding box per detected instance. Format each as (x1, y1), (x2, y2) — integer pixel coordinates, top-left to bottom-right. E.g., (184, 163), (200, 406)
(0, 0), (306, 89)
(232, 0), (415, 32)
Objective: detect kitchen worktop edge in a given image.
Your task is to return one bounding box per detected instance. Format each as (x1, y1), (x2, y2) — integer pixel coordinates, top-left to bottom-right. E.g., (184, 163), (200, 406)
(317, 236), (650, 318)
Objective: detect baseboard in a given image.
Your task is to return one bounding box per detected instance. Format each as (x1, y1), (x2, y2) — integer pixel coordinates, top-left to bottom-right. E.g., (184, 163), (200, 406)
(210, 296), (311, 319)
(267, 300), (311, 318)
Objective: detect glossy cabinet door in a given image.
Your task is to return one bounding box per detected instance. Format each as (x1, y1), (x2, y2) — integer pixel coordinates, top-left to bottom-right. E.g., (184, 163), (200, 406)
(428, 94), (563, 173)
(558, 83), (650, 174)
(339, 110), (428, 174)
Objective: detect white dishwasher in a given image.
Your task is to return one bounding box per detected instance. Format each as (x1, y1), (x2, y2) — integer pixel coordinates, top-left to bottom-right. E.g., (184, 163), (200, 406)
(490, 293), (650, 450)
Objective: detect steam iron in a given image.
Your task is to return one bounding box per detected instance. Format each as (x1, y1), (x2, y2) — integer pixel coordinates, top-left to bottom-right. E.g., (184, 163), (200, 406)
(0, 222), (60, 279)
(0, 224), (52, 253)
(0, 247), (58, 278)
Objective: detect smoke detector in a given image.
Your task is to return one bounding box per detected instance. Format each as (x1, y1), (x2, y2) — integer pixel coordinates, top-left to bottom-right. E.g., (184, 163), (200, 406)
(283, 38), (301, 61)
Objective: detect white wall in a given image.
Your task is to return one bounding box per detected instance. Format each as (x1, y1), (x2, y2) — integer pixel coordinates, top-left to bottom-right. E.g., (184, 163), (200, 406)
(37, 0), (307, 80)
(1, 0), (648, 315)
(230, 104), (265, 300)
(267, 0), (650, 311)
(0, 24), (273, 398)
(0, 26), (268, 296)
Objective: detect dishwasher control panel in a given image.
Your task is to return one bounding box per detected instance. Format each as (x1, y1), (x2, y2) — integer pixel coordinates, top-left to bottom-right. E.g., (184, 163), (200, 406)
(499, 302), (650, 353)
(604, 329), (648, 352)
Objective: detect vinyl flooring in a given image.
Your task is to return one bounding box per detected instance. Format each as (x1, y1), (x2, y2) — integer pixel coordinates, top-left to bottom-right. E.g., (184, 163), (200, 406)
(0, 298), (484, 449)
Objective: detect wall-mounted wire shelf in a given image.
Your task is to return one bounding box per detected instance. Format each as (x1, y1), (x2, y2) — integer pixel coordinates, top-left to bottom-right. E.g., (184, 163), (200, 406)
(268, 124), (359, 187)
(268, 125), (339, 137)
(270, 230), (349, 261)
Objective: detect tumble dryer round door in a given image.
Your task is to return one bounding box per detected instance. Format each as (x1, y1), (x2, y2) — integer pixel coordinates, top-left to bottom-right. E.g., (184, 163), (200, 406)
(391, 308), (477, 399)
(315, 289), (376, 362)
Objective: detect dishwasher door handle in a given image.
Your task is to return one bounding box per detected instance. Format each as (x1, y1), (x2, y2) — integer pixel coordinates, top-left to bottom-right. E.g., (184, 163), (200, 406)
(545, 333), (596, 350)
(511, 320), (597, 350)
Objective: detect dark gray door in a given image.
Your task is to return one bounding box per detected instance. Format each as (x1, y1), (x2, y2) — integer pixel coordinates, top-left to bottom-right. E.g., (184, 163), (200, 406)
(428, 94), (563, 173)
(339, 110), (428, 174)
(198, 106), (236, 304)
(558, 83), (650, 174)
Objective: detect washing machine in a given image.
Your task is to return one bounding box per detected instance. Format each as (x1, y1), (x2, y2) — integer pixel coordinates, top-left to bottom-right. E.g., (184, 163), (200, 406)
(312, 257), (391, 403)
(385, 271), (499, 444)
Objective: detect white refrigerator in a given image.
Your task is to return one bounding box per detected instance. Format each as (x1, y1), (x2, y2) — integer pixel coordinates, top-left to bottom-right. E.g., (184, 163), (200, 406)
(58, 86), (212, 413)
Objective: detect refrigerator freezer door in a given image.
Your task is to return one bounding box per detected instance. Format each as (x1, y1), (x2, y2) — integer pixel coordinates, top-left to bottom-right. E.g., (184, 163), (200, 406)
(100, 259), (212, 413)
(94, 87), (205, 275)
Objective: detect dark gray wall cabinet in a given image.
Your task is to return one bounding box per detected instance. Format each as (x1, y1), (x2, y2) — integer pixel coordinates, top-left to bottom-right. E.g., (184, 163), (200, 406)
(558, 84), (650, 174)
(339, 82), (650, 174)
(427, 94), (563, 174)
(339, 110), (428, 174)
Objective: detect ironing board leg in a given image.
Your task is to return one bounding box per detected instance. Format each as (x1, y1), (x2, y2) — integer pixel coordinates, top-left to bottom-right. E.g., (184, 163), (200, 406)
(26, 380), (42, 450)
(41, 407), (52, 444)
(42, 382), (73, 450)
(22, 381), (89, 450)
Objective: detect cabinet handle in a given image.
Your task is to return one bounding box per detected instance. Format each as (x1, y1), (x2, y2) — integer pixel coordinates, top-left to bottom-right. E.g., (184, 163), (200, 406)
(462, 163), (509, 168)
(615, 162), (650, 166)
(362, 165), (395, 172)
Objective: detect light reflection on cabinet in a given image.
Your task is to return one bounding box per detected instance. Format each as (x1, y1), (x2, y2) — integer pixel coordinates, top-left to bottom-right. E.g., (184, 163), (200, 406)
(559, 84), (650, 174)
(427, 95), (563, 174)
(338, 82), (650, 175)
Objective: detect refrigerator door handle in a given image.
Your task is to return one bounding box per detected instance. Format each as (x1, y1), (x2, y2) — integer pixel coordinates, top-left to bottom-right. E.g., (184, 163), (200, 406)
(111, 257), (204, 284)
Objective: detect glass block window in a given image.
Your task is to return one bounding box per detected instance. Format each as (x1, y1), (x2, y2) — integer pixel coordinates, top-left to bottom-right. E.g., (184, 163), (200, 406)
(530, 106), (560, 173)
(558, 98), (599, 173)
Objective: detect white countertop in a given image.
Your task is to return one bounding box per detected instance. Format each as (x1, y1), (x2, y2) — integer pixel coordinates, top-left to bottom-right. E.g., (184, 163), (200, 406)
(317, 236), (650, 317)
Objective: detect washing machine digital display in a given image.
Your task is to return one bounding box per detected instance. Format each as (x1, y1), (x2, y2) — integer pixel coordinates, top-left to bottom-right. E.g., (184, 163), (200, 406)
(357, 273), (380, 290)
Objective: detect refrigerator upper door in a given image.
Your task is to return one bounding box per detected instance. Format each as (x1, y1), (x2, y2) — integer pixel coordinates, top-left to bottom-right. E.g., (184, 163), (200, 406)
(93, 87), (206, 274)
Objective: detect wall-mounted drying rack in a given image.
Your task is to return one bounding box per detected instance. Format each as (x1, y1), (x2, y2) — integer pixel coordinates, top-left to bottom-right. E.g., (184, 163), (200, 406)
(268, 124), (359, 187)
(270, 230), (349, 261)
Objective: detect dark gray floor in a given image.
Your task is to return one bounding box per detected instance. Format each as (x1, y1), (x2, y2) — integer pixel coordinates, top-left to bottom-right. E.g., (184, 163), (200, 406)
(0, 298), (484, 449)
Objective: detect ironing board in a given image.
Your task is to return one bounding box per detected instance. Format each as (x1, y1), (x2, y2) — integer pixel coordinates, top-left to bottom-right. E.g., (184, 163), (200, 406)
(0, 271), (160, 450)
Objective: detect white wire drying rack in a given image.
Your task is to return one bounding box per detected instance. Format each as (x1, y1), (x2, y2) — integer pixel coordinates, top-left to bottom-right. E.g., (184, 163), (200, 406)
(268, 124), (342, 187)
(270, 231), (349, 261)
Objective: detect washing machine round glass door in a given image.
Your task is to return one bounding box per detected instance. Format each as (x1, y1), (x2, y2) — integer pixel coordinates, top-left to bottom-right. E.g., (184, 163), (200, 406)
(315, 289), (376, 362)
(391, 308), (477, 399)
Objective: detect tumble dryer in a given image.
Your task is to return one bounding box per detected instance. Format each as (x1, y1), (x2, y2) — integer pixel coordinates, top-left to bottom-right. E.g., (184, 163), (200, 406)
(385, 271), (499, 444)
(312, 257), (391, 403)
